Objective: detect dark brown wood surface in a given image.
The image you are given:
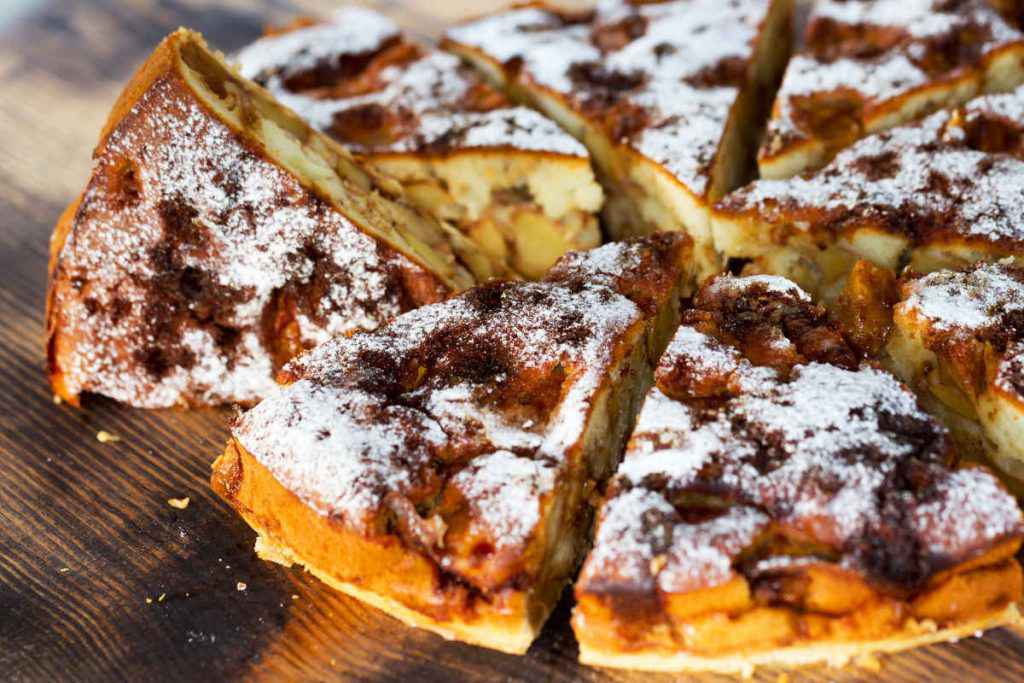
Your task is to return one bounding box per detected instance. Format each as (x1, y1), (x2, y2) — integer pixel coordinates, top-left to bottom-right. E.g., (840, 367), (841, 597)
(2, 2), (1024, 681)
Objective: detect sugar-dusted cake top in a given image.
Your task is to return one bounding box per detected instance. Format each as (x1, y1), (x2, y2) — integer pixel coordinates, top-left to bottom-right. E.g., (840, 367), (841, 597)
(761, 0), (1024, 164)
(445, 0), (773, 197)
(233, 236), (690, 574)
(580, 274), (1022, 598)
(722, 86), (1024, 249)
(235, 7), (586, 157)
(49, 68), (443, 408)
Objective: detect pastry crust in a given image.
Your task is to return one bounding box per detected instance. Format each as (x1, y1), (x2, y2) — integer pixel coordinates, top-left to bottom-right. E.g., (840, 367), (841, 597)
(46, 29), (490, 408)
(759, 0), (1024, 179)
(715, 85), (1024, 300)
(235, 8), (603, 280)
(212, 235), (696, 653)
(444, 0), (794, 278)
(573, 274), (1024, 674)
(887, 261), (1024, 486)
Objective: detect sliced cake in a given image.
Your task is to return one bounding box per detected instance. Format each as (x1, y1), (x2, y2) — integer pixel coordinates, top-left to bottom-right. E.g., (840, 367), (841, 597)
(574, 274), (1023, 674)
(46, 29), (501, 408)
(715, 86), (1024, 300)
(211, 235), (696, 654)
(759, 0), (1024, 179)
(444, 0), (793, 277)
(888, 261), (1024, 483)
(235, 8), (603, 280)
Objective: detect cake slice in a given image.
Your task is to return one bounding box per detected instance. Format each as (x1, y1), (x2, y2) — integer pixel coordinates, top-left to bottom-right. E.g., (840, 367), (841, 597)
(759, 0), (1024, 179)
(46, 29), (501, 408)
(573, 274), (1024, 675)
(235, 8), (603, 280)
(714, 85), (1024, 300)
(444, 0), (793, 277)
(887, 261), (1024, 484)
(211, 235), (695, 654)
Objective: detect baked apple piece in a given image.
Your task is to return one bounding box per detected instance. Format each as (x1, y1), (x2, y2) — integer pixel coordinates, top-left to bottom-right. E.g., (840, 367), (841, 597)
(887, 261), (1024, 484)
(574, 274), (1023, 675)
(444, 0), (793, 278)
(235, 8), (603, 280)
(211, 235), (695, 654)
(759, 0), (1024, 179)
(45, 29), (496, 408)
(715, 86), (1024, 300)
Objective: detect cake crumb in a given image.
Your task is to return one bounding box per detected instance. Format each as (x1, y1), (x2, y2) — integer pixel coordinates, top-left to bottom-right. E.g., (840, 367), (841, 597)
(157, 593), (166, 602)
(291, 594), (299, 600)
(855, 653), (882, 672)
(237, 582), (247, 591)
(167, 497), (190, 510)
(96, 430), (121, 444)
(58, 567), (70, 574)
(145, 597), (152, 604)
(52, 394), (62, 405)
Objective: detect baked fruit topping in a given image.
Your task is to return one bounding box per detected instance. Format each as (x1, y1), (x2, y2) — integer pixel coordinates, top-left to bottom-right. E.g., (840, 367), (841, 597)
(444, 0), (794, 278)
(573, 274), (1024, 674)
(45, 29), (492, 408)
(235, 7), (603, 280)
(714, 85), (1024, 300)
(211, 235), (696, 654)
(759, 0), (1024, 179)
(888, 260), (1024, 484)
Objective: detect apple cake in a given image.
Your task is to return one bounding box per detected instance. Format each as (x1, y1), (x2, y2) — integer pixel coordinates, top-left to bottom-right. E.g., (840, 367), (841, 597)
(714, 85), (1024, 300)
(443, 0), (794, 277)
(211, 235), (696, 654)
(46, 29), (503, 408)
(887, 261), (1024, 484)
(573, 273), (1024, 674)
(759, 0), (1024, 179)
(234, 8), (603, 280)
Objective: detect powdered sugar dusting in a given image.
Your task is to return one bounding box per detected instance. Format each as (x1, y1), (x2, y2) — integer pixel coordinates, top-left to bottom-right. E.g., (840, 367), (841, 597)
(725, 92), (1024, 248)
(763, 0), (1024, 164)
(899, 260), (1024, 332)
(234, 239), (681, 553)
(581, 290), (1023, 598)
(447, 0), (772, 196)
(51, 71), (431, 407)
(236, 11), (586, 157)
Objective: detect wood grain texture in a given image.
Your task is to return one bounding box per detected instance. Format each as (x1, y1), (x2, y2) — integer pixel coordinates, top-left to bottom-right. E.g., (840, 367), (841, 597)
(1, 1), (1023, 681)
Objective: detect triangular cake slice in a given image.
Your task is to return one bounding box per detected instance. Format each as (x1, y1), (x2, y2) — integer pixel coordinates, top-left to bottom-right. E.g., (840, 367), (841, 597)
(714, 85), (1024, 300)
(888, 261), (1024, 485)
(574, 274), (1023, 674)
(46, 29), (501, 408)
(234, 8), (603, 280)
(759, 0), (1024, 179)
(211, 235), (695, 654)
(443, 0), (793, 277)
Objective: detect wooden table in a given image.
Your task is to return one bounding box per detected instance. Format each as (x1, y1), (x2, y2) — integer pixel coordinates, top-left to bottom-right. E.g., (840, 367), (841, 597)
(2, 2), (1024, 681)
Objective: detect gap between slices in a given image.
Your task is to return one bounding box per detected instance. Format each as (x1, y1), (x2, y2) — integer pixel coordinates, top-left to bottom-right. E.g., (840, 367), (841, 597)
(573, 273), (1024, 674)
(234, 7), (605, 280)
(211, 235), (696, 654)
(442, 0), (794, 280)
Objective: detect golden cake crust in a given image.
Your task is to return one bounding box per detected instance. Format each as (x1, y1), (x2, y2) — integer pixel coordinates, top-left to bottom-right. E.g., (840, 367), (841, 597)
(212, 235), (696, 653)
(573, 274), (1024, 674)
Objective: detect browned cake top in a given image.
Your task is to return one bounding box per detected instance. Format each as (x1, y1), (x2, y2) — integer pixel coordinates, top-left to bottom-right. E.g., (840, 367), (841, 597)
(580, 275), (1023, 600)
(445, 0), (772, 197)
(898, 261), (1024, 396)
(723, 86), (1024, 249)
(49, 65), (444, 408)
(762, 0), (1024, 159)
(233, 235), (689, 589)
(235, 8), (587, 157)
